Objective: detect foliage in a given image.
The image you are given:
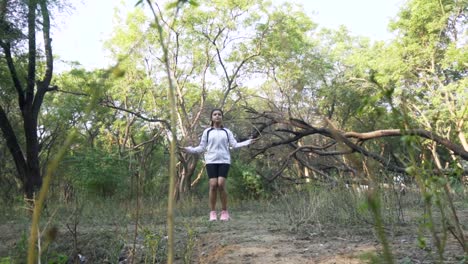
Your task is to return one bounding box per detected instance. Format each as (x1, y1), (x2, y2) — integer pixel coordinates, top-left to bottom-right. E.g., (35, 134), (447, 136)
(44, 253), (68, 264)
(142, 227), (167, 263)
(0, 257), (12, 264)
(229, 160), (268, 200)
(182, 222), (197, 264)
(61, 148), (129, 197)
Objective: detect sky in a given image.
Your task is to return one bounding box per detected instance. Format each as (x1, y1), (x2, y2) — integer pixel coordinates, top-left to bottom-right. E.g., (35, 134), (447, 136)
(52, 0), (405, 72)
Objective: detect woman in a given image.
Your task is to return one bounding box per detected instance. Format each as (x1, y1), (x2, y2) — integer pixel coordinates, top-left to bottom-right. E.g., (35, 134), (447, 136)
(181, 109), (256, 221)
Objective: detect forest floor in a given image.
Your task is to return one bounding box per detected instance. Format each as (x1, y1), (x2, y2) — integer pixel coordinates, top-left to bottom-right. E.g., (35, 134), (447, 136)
(1, 198), (467, 263)
(187, 209), (467, 264)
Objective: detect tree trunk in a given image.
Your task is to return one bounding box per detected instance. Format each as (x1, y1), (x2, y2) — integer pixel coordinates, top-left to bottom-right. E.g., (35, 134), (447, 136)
(176, 156), (199, 200)
(0, 0), (53, 199)
(23, 111), (42, 198)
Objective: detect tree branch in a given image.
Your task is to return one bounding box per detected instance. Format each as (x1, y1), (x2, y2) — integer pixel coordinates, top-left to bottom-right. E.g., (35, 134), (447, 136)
(33, 0), (54, 121)
(26, 0), (37, 105)
(0, 105), (27, 181)
(101, 100), (170, 129)
(248, 110), (468, 182)
(343, 129), (468, 160)
(0, 41), (25, 109)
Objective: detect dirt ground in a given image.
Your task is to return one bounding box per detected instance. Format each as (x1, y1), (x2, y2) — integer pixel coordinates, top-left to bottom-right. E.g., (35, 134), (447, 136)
(1, 209), (466, 263)
(189, 210), (467, 264)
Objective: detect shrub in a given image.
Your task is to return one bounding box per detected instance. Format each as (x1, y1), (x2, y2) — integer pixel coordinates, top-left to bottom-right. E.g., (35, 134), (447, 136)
(62, 148), (129, 197)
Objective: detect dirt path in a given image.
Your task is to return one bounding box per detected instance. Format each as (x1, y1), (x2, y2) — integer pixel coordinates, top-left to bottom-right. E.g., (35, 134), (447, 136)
(191, 212), (378, 264)
(189, 210), (466, 264)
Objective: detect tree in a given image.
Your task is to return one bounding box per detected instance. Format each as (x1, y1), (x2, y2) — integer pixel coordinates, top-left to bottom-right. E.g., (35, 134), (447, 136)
(387, 0), (468, 169)
(104, 0), (282, 198)
(0, 0), (56, 199)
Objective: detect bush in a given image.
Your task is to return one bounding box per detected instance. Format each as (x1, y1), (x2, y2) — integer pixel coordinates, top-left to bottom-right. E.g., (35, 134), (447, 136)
(229, 161), (269, 200)
(62, 148), (129, 197)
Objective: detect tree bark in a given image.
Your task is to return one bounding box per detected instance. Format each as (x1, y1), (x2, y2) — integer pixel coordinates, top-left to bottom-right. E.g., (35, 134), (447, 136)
(0, 0), (54, 199)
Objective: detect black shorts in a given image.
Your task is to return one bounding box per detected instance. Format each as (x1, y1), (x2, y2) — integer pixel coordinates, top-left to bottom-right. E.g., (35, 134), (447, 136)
(206, 163), (230, 179)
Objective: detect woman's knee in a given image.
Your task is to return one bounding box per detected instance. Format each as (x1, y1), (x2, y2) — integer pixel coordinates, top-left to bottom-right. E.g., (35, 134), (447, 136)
(209, 181), (218, 191)
(217, 181), (226, 191)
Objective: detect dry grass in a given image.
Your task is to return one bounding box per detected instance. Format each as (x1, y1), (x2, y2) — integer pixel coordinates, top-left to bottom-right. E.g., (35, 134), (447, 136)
(1, 185), (466, 263)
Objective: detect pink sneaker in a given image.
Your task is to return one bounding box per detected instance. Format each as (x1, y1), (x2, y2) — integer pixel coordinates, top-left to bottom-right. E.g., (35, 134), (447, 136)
(209, 211), (217, 221)
(220, 210), (230, 221)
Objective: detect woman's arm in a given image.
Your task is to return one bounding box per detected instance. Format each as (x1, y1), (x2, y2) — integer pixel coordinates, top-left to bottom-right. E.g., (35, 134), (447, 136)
(227, 129), (254, 149)
(184, 129), (208, 154)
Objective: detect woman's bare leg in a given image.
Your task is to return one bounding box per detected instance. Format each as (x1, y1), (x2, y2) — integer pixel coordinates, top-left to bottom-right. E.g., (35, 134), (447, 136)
(209, 178), (218, 211)
(218, 177), (227, 211)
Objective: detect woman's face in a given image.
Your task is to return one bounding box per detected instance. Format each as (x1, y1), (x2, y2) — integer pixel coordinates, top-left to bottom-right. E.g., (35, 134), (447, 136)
(211, 110), (223, 122)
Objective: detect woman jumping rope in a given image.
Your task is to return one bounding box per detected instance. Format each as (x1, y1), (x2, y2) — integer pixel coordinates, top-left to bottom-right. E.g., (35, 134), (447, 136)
(181, 109), (257, 221)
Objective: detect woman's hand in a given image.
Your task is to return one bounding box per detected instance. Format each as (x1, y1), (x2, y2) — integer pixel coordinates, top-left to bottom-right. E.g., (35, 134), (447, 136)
(178, 146), (187, 152)
(250, 137), (259, 144)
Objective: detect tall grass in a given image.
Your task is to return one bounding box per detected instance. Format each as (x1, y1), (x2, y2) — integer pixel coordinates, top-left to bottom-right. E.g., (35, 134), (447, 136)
(3, 192), (209, 263)
(262, 184), (423, 234)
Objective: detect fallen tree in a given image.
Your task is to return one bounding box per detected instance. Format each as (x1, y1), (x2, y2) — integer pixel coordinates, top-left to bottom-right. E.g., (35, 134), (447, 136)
(246, 108), (468, 183)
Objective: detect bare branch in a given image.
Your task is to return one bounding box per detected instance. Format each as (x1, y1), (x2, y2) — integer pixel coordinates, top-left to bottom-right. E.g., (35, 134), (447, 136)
(102, 101), (170, 129)
(343, 129), (468, 160)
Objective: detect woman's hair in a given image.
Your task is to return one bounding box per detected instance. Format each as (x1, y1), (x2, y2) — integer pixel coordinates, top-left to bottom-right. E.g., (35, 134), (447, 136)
(210, 108), (223, 127)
